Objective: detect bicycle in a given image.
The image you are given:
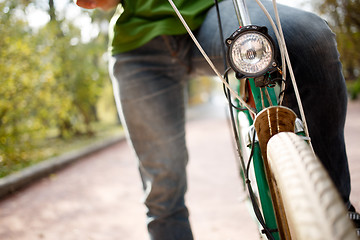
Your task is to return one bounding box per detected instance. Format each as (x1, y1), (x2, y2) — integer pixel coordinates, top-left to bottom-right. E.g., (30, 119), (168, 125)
(168, 0), (357, 239)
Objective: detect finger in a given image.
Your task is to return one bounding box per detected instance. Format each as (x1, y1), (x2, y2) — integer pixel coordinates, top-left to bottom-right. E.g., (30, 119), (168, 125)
(74, 0), (97, 9)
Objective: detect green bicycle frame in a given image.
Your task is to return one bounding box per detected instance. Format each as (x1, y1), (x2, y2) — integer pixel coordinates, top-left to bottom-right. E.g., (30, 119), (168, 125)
(236, 78), (281, 240)
(231, 0), (284, 238)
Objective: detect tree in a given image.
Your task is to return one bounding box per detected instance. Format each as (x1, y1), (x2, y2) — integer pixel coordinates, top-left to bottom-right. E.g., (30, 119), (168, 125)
(0, 0), (116, 176)
(0, 2), (59, 171)
(314, 0), (360, 98)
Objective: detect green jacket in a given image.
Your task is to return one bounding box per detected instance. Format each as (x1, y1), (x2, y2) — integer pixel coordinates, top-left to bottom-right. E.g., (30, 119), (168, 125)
(109, 0), (214, 55)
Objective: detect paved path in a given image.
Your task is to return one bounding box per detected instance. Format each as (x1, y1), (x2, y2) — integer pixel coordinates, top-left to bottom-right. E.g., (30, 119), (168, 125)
(0, 99), (359, 240)
(345, 99), (360, 210)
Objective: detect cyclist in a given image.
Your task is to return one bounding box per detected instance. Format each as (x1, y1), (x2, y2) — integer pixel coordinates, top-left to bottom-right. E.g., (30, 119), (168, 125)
(75, 0), (359, 239)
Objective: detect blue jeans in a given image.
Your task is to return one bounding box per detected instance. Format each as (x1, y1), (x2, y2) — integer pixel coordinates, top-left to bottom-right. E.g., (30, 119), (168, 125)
(109, 0), (350, 239)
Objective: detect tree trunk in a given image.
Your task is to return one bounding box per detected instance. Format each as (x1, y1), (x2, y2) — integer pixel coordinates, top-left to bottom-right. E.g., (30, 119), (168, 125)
(48, 0), (56, 22)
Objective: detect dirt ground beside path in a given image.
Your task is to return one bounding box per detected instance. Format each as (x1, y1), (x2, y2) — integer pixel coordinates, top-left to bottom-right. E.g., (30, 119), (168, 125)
(0, 99), (359, 240)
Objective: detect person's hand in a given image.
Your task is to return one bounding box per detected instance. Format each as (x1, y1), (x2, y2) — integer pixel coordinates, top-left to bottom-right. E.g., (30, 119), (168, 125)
(74, 0), (97, 9)
(74, 0), (119, 10)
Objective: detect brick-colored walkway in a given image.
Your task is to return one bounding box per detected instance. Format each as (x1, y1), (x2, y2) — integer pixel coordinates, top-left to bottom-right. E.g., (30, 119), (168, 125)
(0, 99), (359, 240)
(345, 99), (360, 210)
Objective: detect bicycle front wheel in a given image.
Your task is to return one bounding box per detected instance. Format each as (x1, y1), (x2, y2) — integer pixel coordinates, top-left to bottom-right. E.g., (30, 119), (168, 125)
(267, 132), (356, 240)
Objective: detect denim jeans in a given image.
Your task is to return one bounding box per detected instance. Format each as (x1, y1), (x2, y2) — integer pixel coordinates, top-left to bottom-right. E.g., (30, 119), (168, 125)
(109, 0), (350, 239)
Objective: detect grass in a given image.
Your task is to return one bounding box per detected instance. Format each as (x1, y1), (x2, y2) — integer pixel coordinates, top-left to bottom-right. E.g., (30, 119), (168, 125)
(347, 79), (360, 100)
(0, 122), (124, 178)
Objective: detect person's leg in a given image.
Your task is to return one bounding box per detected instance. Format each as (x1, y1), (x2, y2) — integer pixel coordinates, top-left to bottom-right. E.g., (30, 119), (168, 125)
(192, 0), (351, 203)
(109, 35), (194, 240)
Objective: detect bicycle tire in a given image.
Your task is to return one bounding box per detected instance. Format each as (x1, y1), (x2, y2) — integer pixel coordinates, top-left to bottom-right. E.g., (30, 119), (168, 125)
(267, 132), (357, 240)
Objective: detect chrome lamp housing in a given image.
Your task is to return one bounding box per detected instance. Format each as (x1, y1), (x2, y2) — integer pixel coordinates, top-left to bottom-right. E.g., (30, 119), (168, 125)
(226, 25), (277, 78)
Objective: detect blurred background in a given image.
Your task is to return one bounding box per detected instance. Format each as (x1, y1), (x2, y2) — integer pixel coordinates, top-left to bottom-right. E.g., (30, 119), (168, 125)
(0, 0), (359, 178)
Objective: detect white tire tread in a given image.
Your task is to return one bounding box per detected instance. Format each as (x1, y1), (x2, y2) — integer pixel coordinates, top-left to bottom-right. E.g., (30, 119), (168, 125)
(267, 132), (356, 240)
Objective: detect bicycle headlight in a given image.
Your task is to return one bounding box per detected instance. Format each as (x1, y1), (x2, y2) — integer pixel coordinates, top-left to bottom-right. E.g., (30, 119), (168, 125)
(226, 26), (276, 77)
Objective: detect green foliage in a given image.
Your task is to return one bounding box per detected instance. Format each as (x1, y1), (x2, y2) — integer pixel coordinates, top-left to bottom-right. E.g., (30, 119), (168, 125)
(347, 78), (360, 100)
(0, 1), (118, 176)
(314, 0), (360, 98)
(0, 4), (51, 172)
(37, 20), (108, 138)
